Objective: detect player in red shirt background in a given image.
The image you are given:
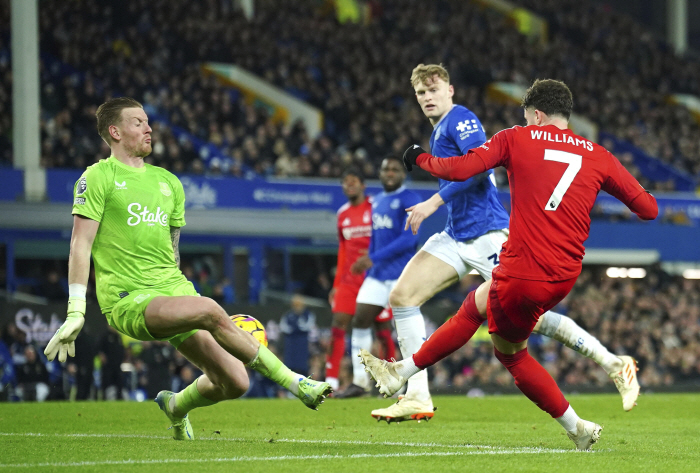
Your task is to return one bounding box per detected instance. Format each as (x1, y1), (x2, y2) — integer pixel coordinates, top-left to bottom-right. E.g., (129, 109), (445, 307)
(325, 167), (395, 391)
(361, 79), (658, 451)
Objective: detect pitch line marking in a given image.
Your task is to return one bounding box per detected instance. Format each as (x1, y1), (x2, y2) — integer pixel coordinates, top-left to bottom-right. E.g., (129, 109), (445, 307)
(0, 449), (589, 469)
(0, 432), (576, 453)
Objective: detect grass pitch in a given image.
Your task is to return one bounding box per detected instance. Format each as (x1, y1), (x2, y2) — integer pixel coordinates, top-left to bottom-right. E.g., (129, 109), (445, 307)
(1, 393), (698, 472)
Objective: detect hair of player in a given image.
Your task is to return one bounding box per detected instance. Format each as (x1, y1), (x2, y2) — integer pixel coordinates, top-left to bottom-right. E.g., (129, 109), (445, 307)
(382, 155), (404, 168)
(410, 63), (450, 88)
(521, 79), (573, 120)
(96, 97), (144, 144)
(341, 166), (365, 183)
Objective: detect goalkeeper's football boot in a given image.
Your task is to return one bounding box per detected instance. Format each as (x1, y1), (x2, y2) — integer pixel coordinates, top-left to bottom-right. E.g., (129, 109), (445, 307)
(567, 419), (603, 451)
(371, 395), (435, 423)
(297, 377), (333, 410)
(610, 356), (640, 411)
(358, 349), (406, 397)
(333, 383), (370, 399)
(155, 390), (194, 440)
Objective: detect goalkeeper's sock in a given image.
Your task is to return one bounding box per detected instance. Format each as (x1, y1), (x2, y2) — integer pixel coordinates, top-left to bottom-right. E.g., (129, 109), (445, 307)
(172, 377), (216, 417)
(247, 344), (303, 395)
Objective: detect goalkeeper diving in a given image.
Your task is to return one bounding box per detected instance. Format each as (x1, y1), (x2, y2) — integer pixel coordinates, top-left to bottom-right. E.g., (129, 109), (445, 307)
(45, 97), (332, 440)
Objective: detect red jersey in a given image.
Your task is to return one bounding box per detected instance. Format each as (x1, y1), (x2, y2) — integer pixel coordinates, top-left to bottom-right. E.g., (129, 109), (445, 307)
(416, 125), (658, 281)
(333, 197), (372, 288)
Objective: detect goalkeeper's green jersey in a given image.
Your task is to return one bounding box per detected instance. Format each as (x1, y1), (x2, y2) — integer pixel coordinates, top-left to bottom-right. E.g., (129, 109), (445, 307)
(72, 156), (188, 314)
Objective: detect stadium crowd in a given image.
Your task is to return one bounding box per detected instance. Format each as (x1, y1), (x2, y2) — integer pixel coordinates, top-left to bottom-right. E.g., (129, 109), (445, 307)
(2, 265), (698, 402)
(0, 0), (698, 189)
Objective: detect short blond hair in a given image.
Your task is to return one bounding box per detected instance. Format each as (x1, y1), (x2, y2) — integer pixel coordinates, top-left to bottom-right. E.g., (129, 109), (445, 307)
(96, 97), (143, 144)
(410, 63), (450, 88)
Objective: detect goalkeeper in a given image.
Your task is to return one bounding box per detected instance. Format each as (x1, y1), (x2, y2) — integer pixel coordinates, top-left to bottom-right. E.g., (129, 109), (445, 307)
(46, 97), (331, 440)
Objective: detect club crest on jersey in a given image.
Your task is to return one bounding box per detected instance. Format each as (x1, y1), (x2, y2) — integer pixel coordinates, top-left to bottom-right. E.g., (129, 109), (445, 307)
(76, 177), (87, 195)
(159, 182), (172, 196)
(115, 180), (127, 189)
(363, 211), (370, 223)
(390, 199), (400, 209)
(127, 203), (169, 227)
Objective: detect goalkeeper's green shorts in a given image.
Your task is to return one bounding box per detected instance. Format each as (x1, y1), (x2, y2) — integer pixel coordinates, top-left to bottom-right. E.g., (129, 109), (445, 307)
(105, 280), (199, 348)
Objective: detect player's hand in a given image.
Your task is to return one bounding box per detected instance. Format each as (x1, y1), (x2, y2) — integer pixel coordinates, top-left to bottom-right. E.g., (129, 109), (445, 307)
(350, 254), (373, 274)
(328, 287), (337, 306)
(44, 297), (86, 362)
(405, 194), (444, 235)
(402, 144), (427, 172)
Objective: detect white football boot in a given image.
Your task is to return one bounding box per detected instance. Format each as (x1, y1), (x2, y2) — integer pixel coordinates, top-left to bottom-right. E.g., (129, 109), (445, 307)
(358, 349), (406, 397)
(567, 419), (603, 451)
(371, 395), (435, 423)
(610, 356), (640, 411)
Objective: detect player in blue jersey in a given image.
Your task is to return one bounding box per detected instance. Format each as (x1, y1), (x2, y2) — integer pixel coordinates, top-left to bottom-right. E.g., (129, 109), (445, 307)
(334, 156), (421, 399)
(369, 64), (638, 422)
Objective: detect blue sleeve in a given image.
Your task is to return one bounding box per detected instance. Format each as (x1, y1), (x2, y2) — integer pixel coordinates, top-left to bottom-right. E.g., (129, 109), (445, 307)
(437, 119), (488, 203)
(369, 229), (417, 264)
(369, 193), (420, 263)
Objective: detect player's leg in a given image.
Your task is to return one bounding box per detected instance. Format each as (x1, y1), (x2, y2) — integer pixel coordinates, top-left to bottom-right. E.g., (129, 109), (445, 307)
(335, 295), (385, 398)
(532, 312), (639, 410)
(388, 241), (462, 403)
(362, 279), (490, 396)
(325, 311), (352, 391)
(486, 270), (602, 451)
(326, 283), (359, 390)
(154, 330), (249, 440)
(374, 312), (395, 361)
(144, 295), (331, 409)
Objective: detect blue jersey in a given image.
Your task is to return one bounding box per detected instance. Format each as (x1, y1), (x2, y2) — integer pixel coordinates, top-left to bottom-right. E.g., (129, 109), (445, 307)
(430, 105), (510, 242)
(367, 186), (421, 281)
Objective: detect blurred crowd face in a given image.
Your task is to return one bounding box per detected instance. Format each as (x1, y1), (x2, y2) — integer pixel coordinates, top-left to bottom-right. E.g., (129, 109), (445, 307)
(115, 107), (153, 158)
(341, 174), (365, 203)
(414, 75), (454, 125)
(379, 158), (405, 192)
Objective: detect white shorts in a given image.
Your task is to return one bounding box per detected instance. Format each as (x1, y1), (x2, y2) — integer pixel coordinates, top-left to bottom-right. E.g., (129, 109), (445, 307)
(355, 276), (398, 307)
(421, 229), (509, 279)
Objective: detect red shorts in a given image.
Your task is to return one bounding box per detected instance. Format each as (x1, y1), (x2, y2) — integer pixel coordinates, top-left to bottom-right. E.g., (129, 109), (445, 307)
(487, 265), (577, 343)
(331, 284), (360, 315)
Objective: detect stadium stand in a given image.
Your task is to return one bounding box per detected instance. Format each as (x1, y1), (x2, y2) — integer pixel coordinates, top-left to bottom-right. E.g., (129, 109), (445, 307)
(1, 0), (699, 187)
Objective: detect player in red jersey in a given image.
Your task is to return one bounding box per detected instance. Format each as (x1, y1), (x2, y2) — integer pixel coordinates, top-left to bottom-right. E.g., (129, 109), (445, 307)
(360, 79), (658, 450)
(325, 167), (395, 391)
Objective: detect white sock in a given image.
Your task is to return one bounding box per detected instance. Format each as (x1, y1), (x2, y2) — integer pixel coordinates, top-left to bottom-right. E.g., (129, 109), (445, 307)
(351, 328), (372, 389)
(555, 405), (581, 434)
(393, 306), (430, 402)
(288, 373), (304, 396)
(325, 377), (339, 391)
(536, 311), (622, 375)
(395, 356), (421, 379)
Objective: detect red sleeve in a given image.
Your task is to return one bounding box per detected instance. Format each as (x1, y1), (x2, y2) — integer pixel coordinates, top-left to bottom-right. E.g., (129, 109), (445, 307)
(415, 128), (511, 181)
(602, 154), (658, 220)
(333, 224), (346, 288)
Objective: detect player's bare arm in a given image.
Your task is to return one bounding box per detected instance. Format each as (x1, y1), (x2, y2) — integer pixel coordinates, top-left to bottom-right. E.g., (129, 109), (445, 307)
(170, 226), (181, 268)
(44, 215), (99, 362)
(69, 215), (99, 285)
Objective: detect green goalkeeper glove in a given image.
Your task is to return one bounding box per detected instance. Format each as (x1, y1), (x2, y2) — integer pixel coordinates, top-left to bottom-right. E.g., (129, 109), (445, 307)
(44, 297), (86, 362)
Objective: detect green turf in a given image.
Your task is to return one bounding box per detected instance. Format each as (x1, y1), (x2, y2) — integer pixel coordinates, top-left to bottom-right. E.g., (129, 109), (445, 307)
(1, 393), (698, 472)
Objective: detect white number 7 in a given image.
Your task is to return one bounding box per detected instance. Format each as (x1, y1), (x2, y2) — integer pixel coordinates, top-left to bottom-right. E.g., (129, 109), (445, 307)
(544, 149), (582, 211)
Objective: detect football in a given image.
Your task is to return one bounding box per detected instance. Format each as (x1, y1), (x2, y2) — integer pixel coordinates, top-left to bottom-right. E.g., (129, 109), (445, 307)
(230, 314), (268, 347)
